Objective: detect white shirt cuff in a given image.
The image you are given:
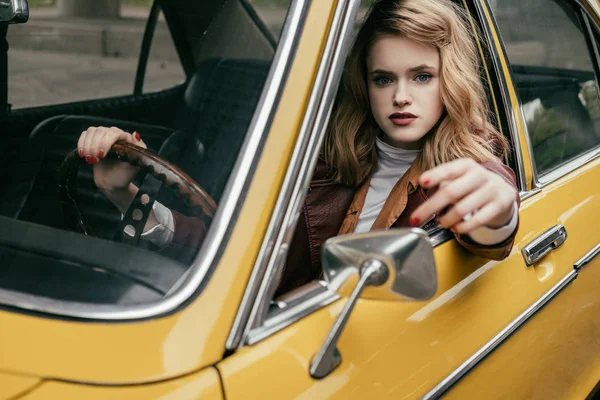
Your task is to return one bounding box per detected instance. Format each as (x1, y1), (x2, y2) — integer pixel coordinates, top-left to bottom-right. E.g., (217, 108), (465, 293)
(466, 201), (518, 245)
(121, 201), (175, 248)
(140, 201), (175, 248)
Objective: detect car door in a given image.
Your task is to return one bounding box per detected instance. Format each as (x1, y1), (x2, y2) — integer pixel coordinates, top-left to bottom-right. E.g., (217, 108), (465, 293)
(447, 0), (600, 398)
(218, 0), (600, 399)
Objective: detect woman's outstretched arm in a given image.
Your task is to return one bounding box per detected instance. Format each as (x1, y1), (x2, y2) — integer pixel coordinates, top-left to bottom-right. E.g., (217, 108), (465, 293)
(411, 158), (520, 260)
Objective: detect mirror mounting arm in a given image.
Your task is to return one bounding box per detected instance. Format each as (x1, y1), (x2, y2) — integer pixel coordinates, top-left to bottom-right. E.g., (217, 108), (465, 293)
(309, 258), (389, 379)
(0, 0), (29, 24)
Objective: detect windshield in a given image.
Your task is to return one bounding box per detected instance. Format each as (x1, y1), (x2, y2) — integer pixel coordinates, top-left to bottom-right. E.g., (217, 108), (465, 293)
(0, 0), (291, 312)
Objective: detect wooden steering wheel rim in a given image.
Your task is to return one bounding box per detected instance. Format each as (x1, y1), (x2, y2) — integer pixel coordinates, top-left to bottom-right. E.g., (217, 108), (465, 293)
(58, 141), (217, 235)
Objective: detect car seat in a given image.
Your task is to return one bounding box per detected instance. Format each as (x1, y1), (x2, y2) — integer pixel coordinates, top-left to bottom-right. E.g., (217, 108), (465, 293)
(2, 58), (271, 239)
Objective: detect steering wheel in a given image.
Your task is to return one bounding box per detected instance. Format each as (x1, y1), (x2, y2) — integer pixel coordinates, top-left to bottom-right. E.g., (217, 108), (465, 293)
(58, 141), (217, 244)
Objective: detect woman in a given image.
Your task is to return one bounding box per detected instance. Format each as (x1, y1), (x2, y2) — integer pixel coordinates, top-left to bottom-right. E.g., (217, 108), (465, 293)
(77, 0), (519, 295)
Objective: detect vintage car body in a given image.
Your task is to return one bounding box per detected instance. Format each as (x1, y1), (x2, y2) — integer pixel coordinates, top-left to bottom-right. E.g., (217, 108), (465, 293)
(1, 0), (600, 398)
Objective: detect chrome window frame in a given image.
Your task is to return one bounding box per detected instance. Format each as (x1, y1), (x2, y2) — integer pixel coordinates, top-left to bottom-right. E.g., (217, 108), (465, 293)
(226, 0), (362, 350)
(473, 0), (530, 197)
(0, 0), (309, 320)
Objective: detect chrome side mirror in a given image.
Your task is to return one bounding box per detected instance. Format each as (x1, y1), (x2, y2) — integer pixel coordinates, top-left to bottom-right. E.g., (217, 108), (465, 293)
(310, 229), (437, 379)
(0, 0), (29, 24)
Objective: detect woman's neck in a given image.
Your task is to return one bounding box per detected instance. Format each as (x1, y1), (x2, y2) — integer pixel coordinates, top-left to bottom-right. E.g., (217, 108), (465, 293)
(376, 136), (421, 164)
(380, 134), (424, 150)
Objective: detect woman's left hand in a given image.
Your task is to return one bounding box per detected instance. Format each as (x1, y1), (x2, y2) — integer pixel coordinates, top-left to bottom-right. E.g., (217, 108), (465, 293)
(410, 158), (517, 234)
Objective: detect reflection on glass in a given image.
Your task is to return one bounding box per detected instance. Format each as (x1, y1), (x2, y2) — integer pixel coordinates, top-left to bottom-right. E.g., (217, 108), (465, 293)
(491, 0), (600, 175)
(519, 71), (600, 175)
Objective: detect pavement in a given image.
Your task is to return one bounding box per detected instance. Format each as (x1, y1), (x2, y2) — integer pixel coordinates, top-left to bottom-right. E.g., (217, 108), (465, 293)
(5, 5), (366, 108)
(5, 6), (287, 108)
(6, 6), (288, 61)
(8, 47), (186, 108)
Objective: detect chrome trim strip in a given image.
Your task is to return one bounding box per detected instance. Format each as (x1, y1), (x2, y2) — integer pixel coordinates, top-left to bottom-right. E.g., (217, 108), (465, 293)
(228, 0), (361, 350)
(574, 243), (600, 271)
(536, 147), (600, 187)
(246, 282), (339, 345)
(0, 0), (309, 320)
(519, 187), (541, 202)
(474, 0), (528, 193)
(423, 269), (578, 400)
(429, 229), (454, 248)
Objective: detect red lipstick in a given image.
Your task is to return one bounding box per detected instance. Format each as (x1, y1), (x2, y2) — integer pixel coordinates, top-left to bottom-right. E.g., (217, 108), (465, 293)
(389, 112), (417, 126)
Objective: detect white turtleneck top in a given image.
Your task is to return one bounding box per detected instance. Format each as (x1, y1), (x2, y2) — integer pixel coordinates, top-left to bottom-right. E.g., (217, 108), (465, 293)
(354, 137), (421, 233)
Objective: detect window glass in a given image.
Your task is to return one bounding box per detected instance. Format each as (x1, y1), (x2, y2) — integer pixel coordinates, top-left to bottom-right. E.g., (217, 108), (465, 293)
(246, 0), (291, 39)
(7, 1), (166, 108)
(491, 0), (600, 176)
(0, 0), (292, 311)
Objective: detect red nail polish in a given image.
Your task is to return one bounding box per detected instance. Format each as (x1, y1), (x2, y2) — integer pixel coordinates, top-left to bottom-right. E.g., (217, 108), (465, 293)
(410, 217), (420, 227)
(423, 179), (430, 186)
(89, 156), (98, 165)
(134, 132), (141, 141)
(98, 149), (105, 159)
(85, 155), (92, 164)
(78, 149), (84, 158)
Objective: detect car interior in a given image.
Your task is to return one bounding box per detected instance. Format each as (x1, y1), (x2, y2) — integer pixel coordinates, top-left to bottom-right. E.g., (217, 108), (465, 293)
(0, 0), (560, 309)
(0, 0), (281, 305)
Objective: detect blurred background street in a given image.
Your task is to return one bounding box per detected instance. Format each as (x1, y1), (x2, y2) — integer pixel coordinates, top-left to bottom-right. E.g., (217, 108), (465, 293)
(5, 0), (291, 108)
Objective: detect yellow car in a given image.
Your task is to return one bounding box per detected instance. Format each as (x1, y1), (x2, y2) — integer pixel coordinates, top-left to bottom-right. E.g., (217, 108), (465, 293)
(1, 0), (600, 398)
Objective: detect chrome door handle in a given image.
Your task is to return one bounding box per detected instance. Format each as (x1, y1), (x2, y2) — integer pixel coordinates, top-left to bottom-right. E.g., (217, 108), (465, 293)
(521, 225), (567, 266)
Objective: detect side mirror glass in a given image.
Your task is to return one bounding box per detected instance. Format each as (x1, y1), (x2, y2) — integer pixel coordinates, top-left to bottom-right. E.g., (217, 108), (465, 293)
(0, 0), (29, 24)
(310, 228), (437, 379)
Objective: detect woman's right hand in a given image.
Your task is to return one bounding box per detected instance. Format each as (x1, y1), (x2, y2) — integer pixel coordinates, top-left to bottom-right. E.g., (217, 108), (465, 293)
(77, 126), (147, 194)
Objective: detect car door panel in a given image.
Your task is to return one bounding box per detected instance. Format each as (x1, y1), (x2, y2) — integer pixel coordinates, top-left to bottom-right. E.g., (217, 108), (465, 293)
(219, 231), (547, 399)
(448, 267), (600, 400)
(447, 157), (600, 399)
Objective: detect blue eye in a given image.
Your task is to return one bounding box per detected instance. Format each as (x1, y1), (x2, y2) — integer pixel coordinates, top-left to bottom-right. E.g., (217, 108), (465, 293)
(415, 74), (432, 83)
(374, 76), (393, 86)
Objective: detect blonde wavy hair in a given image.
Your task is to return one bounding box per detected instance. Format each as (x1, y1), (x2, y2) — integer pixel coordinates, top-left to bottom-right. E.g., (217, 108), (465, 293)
(323, 0), (508, 186)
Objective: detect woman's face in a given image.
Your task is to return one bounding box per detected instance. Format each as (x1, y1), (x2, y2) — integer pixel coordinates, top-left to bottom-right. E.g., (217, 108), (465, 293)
(367, 35), (443, 150)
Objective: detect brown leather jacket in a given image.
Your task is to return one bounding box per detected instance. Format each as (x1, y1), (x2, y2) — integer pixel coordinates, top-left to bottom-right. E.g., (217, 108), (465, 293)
(274, 157), (519, 296)
(165, 157), (520, 297)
